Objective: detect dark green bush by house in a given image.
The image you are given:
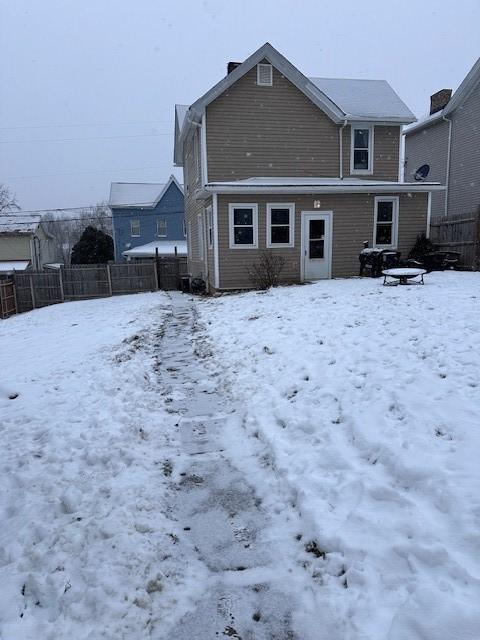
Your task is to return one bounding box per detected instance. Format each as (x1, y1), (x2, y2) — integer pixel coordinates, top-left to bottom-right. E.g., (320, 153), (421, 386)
(71, 226), (114, 264)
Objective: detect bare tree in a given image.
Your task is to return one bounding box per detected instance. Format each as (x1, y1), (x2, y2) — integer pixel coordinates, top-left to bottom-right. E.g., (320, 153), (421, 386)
(0, 184), (20, 213)
(42, 203), (112, 265)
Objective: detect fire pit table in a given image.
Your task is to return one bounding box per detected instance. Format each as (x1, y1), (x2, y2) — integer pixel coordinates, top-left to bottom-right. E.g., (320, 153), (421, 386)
(382, 268), (427, 286)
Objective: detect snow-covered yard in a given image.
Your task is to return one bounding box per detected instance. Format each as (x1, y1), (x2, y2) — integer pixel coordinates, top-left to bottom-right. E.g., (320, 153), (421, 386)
(1, 273), (480, 639)
(199, 272), (480, 639)
(0, 293), (205, 639)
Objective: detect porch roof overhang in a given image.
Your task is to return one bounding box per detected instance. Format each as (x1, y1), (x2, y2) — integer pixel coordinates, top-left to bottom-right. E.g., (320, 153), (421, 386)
(195, 177), (445, 199)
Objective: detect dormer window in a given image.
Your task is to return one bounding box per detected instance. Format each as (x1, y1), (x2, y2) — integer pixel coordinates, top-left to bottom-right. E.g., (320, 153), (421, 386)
(257, 63), (273, 86)
(351, 124), (374, 174)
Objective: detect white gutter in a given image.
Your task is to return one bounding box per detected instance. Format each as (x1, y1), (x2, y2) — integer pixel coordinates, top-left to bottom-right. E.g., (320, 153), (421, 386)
(339, 119), (348, 179)
(198, 183), (445, 197)
(442, 114), (452, 216)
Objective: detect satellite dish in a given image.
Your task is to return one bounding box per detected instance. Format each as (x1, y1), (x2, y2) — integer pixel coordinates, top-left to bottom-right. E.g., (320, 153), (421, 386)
(414, 164), (430, 181)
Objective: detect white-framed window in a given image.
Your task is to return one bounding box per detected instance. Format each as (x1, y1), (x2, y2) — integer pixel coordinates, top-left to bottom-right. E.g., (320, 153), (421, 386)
(198, 213), (205, 261)
(266, 203), (295, 248)
(130, 219), (140, 237)
(206, 205), (213, 248)
(351, 124), (374, 174)
(374, 196), (399, 248)
(257, 63), (273, 86)
(228, 203), (258, 249)
(156, 217), (167, 237)
(183, 219), (187, 238)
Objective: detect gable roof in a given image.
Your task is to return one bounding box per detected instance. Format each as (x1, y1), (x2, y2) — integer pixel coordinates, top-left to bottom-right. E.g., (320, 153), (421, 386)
(0, 213), (42, 234)
(109, 174), (183, 208)
(174, 42), (415, 165)
(308, 77), (415, 122)
(404, 56), (480, 136)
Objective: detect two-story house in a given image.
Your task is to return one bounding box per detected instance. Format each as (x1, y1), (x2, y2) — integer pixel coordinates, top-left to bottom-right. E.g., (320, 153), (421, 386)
(174, 43), (444, 291)
(109, 175), (185, 261)
(404, 57), (480, 220)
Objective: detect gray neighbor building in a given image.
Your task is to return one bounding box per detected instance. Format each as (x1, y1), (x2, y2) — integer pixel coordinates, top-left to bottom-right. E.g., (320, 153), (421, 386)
(404, 57), (480, 222)
(174, 43), (444, 292)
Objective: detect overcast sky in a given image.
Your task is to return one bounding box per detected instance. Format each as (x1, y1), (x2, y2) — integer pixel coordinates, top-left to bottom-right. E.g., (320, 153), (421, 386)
(1, 0), (479, 211)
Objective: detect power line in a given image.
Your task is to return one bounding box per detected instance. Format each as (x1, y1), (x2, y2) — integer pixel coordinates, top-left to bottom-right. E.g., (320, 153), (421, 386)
(0, 206), (185, 226)
(0, 119), (173, 131)
(4, 163), (169, 180)
(0, 132), (173, 144)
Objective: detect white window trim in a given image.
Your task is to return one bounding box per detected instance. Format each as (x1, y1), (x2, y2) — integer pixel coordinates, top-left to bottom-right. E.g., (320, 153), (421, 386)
(130, 219), (140, 237)
(156, 217), (167, 238)
(373, 196), (399, 249)
(198, 213), (205, 262)
(228, 203), (258, 249)
(183, 218), (187, 238)
(206, 205), (213, 248)
(350, 123), (374, 175)
(257, 63), (273, 86)
(266, 203), (295, 248)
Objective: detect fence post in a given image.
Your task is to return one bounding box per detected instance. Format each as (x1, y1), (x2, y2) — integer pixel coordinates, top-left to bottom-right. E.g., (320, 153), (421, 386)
(155, 248), (161, 289)
(29, 274), (36, 309)
(58, 267), (65, 302)
(153, 259), (159, 290)
(106, 264), (113, 296)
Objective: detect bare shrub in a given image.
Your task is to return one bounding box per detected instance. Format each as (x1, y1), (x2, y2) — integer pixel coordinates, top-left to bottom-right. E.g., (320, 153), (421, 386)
(247, 251), (286, 290)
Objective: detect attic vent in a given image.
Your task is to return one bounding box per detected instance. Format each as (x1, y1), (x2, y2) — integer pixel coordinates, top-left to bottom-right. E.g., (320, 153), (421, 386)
(257, 63), (273, 86)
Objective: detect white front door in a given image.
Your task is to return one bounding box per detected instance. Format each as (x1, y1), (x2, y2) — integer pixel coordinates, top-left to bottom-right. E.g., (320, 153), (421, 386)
(301, 212), (332, 280)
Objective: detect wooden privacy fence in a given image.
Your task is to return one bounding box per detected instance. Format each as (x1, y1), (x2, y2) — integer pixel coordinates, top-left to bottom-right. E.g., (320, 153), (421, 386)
(9, 258), (188, 315)
(0, 280), (16, 319)
(430, 210), (480, 270)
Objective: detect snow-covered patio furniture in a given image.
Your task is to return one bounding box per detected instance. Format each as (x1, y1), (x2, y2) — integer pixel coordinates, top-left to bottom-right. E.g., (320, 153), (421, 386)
(382, 267), (427, 286)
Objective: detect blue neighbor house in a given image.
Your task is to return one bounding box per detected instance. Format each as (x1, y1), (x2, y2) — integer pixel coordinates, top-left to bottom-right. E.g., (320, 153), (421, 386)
(109, 175), (185, 261)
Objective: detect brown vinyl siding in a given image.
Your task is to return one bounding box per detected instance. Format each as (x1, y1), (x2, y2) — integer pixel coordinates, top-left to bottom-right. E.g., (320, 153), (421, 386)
(404, 119), (449, 218)
(206, 64), (401, 183)
(342, 125), (401, 181)
(216, 192), (428, 288)
(206, 64), (340, 180)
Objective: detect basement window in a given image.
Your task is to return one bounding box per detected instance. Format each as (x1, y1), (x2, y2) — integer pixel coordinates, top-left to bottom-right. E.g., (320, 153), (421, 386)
(257, 63), (273, 86)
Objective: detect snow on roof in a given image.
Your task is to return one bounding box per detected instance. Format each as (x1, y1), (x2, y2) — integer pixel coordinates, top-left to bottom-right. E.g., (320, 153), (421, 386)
(109, 175), (183, 208)
(0, 260), (30, 272)
(403, 110), (444, 136)
(0, 214), (41, 234)
(175, 104), (189, 132)
(109, 182), (165, 207)
(308, 77), (415, 122)
(122, 240), (187, 258)
(201, 176), (444, 194)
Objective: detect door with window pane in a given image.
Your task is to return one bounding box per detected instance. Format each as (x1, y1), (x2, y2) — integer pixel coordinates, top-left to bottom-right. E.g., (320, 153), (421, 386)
(302, 212), (332, 280)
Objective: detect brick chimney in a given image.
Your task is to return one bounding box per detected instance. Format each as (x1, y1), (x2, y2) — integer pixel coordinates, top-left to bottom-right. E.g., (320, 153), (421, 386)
(227, 61), (241, 74)
(430, 89), (452, 115)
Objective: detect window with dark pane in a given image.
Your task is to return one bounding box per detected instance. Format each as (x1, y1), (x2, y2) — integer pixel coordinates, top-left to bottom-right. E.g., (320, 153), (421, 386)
(353, 127), (370, 171)
(375, 224), (392, 245)
(309, 219), (325, 259)
(233, 209), (253, 226)
(233, 207), (254, 245)
(377, 201), (393, 222)
(270, 207), (291, 245)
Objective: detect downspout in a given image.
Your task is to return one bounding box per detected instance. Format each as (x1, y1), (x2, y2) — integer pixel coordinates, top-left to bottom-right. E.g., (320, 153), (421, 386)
(442, 114), (452, 216)
(339, 119), (348, 179)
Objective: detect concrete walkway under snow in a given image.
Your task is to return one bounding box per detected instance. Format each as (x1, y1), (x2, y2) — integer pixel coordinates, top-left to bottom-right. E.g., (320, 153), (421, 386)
(159, 294), (302, 640)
